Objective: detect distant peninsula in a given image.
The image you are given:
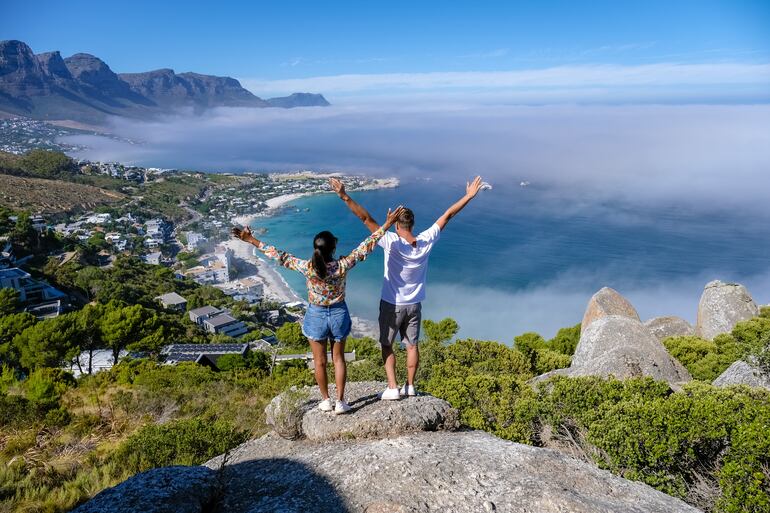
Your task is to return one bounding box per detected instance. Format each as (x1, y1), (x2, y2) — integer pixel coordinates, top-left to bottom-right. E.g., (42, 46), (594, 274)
(0, 40), (330, 125)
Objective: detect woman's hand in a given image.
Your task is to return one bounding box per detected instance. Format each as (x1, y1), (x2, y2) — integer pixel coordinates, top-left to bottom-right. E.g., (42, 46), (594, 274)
(232, 225), (256, 243)
(384, 205), (405, 228)
(329, 178), (346, 197)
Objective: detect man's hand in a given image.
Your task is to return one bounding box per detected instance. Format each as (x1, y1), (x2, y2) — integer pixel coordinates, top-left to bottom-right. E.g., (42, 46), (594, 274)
(384, 206), (405, 228)
(231, 226), (254, 242)
(466, 176), (483, 199)
(435, 176), (484, 231)
(329, 178), (346, 197)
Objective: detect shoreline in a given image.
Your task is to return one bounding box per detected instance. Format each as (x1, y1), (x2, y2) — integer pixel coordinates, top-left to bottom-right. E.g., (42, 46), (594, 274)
(228, 176), (398, 313)
(231, 177), (399, 228)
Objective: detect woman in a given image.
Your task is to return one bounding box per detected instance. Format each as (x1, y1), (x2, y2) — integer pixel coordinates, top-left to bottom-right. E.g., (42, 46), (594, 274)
(232, 205), (404, 414)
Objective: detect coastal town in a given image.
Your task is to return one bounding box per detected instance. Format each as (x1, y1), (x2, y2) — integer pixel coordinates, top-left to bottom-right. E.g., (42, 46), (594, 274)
(0, 145), (398, 376)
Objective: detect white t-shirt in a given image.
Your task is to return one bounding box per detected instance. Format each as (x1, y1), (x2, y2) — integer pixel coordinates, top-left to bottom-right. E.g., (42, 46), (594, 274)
(378, 223), (441, 305)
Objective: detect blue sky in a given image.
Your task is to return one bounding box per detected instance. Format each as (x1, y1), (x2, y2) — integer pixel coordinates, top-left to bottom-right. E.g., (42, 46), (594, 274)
(4, 0), (769, 101)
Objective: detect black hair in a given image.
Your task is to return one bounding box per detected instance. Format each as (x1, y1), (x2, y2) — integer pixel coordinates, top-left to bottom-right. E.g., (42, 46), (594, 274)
(311, 231), (337, 279)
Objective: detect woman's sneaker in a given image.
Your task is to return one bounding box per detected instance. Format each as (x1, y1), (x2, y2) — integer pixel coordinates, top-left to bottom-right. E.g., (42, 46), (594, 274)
(318, 398), (334, 412)
(335, 400), (352, 415)
(379, 387), (401, 401)
(400, 384), (417, 397)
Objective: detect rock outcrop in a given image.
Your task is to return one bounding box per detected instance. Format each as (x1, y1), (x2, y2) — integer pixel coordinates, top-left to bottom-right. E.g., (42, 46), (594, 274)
(645, 316), (695, 341)
(696, 280), (759, 340)
(569, 315), (691, 384)
(265, 381), (459, 441)
(72, 466), (217, 513)
(75, 384), (702, 513)
(713, 359), (770, 390)
(581, 287), (640, 334)
(534, 288), (691, 387)
(199, 430), (700, 513)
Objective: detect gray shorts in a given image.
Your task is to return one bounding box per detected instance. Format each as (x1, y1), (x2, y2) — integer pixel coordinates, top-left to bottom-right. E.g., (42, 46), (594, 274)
(378, 300), (421, 347)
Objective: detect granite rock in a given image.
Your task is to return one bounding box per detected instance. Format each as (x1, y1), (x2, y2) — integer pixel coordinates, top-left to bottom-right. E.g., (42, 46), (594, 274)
(696, 280), (759, 340)
(581, 287), (640, 334)
(265, 381), (459, 441)
(644, 316), (695, 341)
(713, 359), (770, 390)
(71, 466), (217, 513)
(204, 430), (701, 513)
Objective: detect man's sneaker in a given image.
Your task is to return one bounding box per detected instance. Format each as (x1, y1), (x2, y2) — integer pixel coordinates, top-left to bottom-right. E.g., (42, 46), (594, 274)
(334, 400), (352, 415)
(400, 384), (417, 397)
(318, 398), (334, 412)
(379, 387), (401, 401)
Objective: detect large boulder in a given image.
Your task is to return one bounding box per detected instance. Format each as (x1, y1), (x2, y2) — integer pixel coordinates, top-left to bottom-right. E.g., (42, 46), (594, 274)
(645, 316), (695, 341)
(696, 280), (759, 340)
(581, 287), (640, 334)
(265, 381), (459, 441)
(72, 466), (216, 513)
(713, 359), (770, 390)
(569, 315), (691, 385)
(203, 430), (700, 513)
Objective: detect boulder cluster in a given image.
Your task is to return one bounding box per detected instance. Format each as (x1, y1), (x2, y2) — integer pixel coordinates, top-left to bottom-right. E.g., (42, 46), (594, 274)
(533, 280), (767, 389)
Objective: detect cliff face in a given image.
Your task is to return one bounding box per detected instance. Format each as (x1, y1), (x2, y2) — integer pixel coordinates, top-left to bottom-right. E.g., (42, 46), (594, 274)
(0, 39), (329, 123)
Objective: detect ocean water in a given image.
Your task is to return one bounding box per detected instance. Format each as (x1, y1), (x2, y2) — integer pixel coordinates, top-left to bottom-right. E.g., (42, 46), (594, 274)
(250, 179), (770, 342)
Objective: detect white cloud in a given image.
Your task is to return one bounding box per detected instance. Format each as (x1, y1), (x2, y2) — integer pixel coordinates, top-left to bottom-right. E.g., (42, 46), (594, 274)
(241, 62), (770, 101)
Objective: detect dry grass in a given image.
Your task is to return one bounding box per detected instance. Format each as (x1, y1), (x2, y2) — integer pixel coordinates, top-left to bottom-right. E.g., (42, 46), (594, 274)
(0, 174), (124, 213)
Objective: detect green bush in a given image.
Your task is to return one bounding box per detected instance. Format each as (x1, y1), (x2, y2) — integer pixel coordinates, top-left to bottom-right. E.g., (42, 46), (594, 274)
(663, 334), (741, 381)
(113, 418), (248, 474)
(24, 368), (76, 409)
(0, 394), (41, 428)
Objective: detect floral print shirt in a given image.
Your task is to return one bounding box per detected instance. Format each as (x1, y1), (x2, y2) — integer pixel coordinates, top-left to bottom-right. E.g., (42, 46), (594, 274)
(254, 226), (386, 306)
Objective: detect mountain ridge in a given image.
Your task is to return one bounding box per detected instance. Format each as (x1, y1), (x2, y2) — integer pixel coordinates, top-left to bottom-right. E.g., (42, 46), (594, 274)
(0, 40), (329, 124)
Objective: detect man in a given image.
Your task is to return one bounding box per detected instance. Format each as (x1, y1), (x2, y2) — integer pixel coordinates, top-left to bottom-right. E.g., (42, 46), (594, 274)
(330, 176), (484, 399)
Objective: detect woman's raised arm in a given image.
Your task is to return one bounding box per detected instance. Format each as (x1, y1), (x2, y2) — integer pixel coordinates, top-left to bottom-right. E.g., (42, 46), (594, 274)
(339, 206), (404, 270)
(232, 226), (308, 274)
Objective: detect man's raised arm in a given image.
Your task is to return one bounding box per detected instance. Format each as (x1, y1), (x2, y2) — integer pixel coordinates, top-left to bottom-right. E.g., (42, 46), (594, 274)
(435, 176), (483, 231)
(329, 178), (380, 233)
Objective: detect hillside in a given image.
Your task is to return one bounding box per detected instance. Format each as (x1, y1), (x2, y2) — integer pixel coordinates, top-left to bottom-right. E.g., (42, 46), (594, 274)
(0, 173), (124, 213)
(0, 40), (330, 124)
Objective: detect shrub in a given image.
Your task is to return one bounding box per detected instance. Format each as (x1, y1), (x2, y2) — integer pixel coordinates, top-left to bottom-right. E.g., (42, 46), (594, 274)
(0, 394), (41, 428)
(663, 334), (741, 381)
(113, 418), (248, 474)
(548, 324), (581, 355)
(24, 368), (76, 409)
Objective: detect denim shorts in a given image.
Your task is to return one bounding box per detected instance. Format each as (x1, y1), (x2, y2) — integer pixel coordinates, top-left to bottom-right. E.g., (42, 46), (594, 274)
(302, 301), (352, 342)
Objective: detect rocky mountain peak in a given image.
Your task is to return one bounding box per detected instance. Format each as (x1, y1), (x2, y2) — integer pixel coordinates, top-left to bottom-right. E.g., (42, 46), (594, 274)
(36, 51), (73, 80)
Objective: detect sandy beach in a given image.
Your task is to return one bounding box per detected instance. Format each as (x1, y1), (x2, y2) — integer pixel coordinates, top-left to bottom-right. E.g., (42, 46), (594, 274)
(227, 177), (399, 309)
(221, 239), (304, 304)
(230, 178), (399, 228)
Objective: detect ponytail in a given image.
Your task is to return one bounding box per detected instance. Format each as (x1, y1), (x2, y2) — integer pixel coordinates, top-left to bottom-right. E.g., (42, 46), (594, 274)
(311, 231), (337, 279)
(312, 247), (328, 279)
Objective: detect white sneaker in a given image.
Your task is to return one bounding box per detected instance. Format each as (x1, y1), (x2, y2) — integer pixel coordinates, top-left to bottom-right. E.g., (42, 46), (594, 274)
(334, 400), (351, 415)
(380, 387), (401, 401)
(318, 398), (334, 412)
(400, 384), (416, 397)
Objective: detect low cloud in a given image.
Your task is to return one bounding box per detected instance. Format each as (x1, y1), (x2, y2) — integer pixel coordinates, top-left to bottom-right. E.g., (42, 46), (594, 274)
(65, 103), (770, 217)
(415, 269), (770, 341)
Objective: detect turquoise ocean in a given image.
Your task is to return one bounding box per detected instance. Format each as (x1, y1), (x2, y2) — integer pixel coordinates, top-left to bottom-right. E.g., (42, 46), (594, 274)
(250, 179), (770, 342)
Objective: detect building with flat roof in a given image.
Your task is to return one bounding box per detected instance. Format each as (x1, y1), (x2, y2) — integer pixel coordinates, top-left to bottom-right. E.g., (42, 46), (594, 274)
(161, 343), (249, 370)
(203, 313), (248, 338)
(0, 267), (65, 318)
(188, 305), (222, 325)
(155, 292), (188, 312)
